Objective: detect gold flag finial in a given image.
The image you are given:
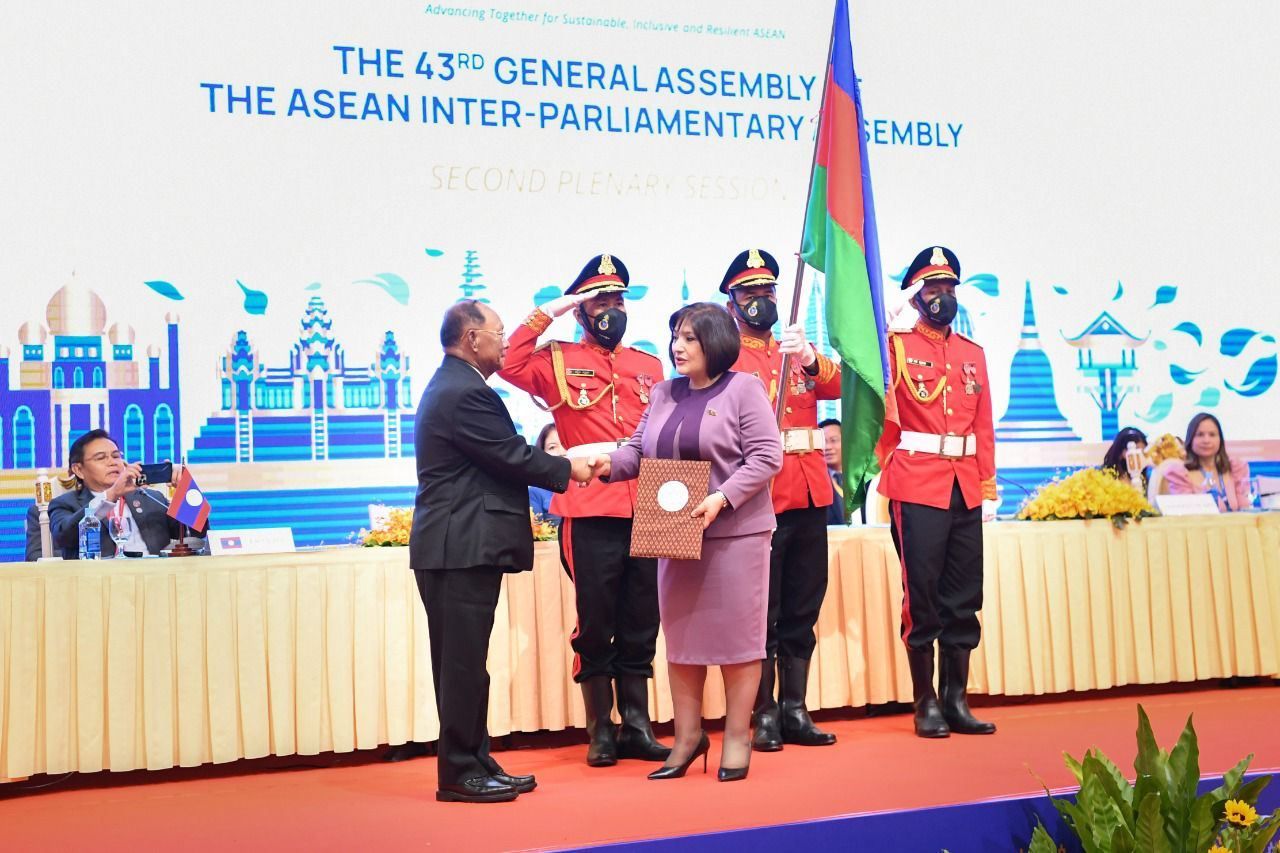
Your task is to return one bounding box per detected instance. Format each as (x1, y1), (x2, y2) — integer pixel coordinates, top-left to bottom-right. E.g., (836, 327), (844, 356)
(598, 254), (616, 276)
(930, 247), (947, 266)
(747, 249), (765, 269)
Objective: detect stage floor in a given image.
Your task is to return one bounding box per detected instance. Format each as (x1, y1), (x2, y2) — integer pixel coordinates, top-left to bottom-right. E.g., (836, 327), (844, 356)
(2, 685), (1277, 851)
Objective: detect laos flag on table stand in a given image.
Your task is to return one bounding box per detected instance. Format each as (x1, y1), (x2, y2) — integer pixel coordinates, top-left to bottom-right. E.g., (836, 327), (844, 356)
(167, 467), (212, 534)
(800, 0), (890, 513)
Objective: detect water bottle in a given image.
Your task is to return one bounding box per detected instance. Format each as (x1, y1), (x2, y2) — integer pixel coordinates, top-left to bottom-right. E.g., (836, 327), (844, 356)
(78, 511), (102, 560)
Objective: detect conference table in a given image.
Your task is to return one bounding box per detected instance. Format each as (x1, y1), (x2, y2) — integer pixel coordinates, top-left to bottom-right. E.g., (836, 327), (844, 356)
(1, 514), (1277, 778)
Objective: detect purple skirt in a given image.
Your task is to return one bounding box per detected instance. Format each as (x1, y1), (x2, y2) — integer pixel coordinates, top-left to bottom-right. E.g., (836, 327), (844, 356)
(658, 531), (771, 665)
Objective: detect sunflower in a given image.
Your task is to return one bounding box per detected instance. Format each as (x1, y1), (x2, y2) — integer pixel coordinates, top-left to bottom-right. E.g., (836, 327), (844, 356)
(1225, 798), (1259, 827)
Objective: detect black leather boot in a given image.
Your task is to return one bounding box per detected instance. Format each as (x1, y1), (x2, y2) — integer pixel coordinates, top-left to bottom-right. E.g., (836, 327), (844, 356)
(751, 656), (783, 752)
(907, 645), (950, 738)
(614, 676), (671, 761)
(939, 647), (996, 735)
(777, 656), (837, 746)
(581, 677), (618, 766)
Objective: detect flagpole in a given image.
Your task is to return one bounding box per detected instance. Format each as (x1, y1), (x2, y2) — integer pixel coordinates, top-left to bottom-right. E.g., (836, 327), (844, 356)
(775, 9), (838, 427)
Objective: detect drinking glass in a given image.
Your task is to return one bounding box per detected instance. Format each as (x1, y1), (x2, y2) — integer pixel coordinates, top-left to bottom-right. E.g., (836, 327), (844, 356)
(108, 513), (134, 559)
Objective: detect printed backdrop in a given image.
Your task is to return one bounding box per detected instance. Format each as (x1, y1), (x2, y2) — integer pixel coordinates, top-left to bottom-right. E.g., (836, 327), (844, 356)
(2, 0), (1277, 558)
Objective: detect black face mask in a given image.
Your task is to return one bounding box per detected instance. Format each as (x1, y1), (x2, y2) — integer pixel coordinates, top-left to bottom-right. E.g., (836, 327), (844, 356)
(917, 292), (959, 326)
(581, 306), (627, 349)
(734, 295), (778, 331)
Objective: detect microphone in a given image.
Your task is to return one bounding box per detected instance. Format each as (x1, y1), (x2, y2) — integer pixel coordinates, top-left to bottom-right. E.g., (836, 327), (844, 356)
(996, 474), (1034, 500)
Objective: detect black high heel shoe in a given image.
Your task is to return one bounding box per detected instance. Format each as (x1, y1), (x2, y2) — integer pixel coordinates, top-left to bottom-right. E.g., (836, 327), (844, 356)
(647, 731), (710, 780)
(717, 739), (751, 782)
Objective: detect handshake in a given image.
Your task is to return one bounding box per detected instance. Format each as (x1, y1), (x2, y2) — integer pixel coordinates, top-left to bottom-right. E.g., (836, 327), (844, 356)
(568, 454), (612, 486)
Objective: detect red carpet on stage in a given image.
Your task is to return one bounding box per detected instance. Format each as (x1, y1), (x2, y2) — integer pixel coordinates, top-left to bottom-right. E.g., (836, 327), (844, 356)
(2, 685), (1277, 851)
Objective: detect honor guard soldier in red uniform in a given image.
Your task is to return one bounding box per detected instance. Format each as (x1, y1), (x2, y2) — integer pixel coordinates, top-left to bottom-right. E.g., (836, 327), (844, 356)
(723, 248), (842, 752)
(499, 254), (671, 767)
(877, 246), (998, 739)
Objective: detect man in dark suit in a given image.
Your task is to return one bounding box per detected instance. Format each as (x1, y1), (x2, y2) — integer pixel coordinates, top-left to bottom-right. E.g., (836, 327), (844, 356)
(48, 429), (186, 558)
(412, 299), (593, 804)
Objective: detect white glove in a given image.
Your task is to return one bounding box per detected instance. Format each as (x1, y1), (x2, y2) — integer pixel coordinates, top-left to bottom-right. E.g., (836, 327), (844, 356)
(886, 281), (924, 331)
(778, 324), (816, 367)
(540, 292), (590, 318)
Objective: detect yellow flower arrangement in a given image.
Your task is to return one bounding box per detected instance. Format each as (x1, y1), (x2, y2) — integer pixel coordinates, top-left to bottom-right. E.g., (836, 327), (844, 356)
(1147, 432), (1186, 466)
(361, 507), (413, 546)
(1018, 467), (1156, 525)
(531, 510), (558, 542)
(1225, 799), (1259, 828)
(1208, 846), (1227, 853)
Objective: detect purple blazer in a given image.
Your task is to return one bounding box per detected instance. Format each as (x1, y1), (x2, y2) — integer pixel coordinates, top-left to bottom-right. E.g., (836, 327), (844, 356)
(608, 371), (783, 540)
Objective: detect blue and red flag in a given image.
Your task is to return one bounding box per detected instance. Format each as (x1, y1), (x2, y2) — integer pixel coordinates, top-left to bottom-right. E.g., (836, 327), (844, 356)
(800, 0), (891, 511)
(167, 467), (211, 534)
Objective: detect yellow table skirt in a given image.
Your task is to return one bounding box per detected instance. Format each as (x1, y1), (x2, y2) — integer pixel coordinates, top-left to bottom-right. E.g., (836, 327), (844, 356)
(1, 514), (1277, 777)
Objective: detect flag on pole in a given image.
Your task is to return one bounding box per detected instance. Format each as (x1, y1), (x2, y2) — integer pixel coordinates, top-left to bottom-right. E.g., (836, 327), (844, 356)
(167, 467), (212, 534)
(800, 0), (890, 511)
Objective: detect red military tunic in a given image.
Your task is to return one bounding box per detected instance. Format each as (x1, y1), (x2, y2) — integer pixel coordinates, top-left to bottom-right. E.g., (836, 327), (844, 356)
(499, 308), (662, 519)
(733, 335), (841, 513)
(876, 320), (996, 510)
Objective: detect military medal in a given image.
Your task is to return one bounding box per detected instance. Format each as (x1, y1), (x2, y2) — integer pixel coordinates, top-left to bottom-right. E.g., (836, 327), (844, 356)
(578, 383), (590, 407)
(917, 381), (930, 400)
(636, 374), (651, 404)
(962, 362), (980, 395)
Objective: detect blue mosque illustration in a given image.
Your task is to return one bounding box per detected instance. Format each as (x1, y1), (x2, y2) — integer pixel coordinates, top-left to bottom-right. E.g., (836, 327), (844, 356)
(187, 296), (412, 463)
(995, 282), (1079, 442)
(0, 279), (182, 469)
(1065, 309), (1146, 439)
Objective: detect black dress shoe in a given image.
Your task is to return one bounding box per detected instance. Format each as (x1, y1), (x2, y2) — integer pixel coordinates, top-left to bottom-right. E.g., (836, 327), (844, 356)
(492, 771), (536, 794)
(435, 776), (519, 803)
(383, 741), (431, 762)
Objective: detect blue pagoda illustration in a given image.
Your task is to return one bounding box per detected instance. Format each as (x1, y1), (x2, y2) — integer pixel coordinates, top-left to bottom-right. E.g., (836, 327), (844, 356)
(187, 296), (412, 463)
(995, 282), (1079, 442)
(801, 271), (842, 422)
(457, 249), (487, 301)
(1065, 308), (1146, 439)
(0, 278), (182, 469)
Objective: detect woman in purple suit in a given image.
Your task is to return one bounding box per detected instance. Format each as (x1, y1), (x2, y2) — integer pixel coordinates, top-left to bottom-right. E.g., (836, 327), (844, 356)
(591, 302), (783, 782)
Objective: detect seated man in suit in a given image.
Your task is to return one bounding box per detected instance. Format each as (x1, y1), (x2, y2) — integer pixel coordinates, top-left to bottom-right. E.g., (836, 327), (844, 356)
(49, 429), (185, 558)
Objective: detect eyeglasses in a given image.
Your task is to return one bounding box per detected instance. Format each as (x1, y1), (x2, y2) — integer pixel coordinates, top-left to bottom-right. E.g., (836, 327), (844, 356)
(86, 451), (123, 463)
(468, 328), (506, 339)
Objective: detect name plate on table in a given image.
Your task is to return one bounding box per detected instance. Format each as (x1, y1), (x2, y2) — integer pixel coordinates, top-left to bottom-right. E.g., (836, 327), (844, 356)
(1155, 493), (1220, 516)
(630, 458), (711, 560)
(209, 527), (296, 555)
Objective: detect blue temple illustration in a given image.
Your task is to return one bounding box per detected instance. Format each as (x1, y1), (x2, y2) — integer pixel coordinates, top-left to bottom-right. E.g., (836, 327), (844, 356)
(187, 295), (413, 462)
(1065, 309), (1146, 439)
(995, 282), (1079, 442)
(0, 279), (182, 469)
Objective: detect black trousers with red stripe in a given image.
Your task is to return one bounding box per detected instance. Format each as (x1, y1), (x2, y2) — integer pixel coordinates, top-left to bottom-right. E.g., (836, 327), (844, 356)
(558, 516), (660, 682)
(889, 481), (984, 652)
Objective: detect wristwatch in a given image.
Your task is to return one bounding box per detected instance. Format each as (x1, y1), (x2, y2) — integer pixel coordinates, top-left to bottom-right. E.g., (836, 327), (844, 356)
(712, 490), (731, 510)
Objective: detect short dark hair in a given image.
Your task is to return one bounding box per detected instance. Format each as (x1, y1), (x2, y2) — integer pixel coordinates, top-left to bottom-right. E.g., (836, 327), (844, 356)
(68, 429), (115, 485)
(440, 299), (488, 348)
(668, 302), (740, 378)
(819, 418), (841, 429)
(1183, 412), (1232, 475)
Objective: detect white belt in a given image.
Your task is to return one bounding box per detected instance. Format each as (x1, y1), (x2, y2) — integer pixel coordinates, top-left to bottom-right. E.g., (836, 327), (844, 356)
(898, 431), (976, 459)
(781, 428), (825, 455)
(565, 440), (628, 459)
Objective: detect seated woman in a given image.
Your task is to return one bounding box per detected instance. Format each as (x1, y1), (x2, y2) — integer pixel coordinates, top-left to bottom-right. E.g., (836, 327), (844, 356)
(1144, 432), (1187, 503)
(1164, 413), (1251, 511)
(1100, 426), (1148, 489)
(528, 423), (566, 527)
(593, 302), (783, 782)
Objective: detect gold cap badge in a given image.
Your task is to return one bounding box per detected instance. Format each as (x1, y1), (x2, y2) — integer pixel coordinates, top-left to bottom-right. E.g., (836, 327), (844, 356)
(747, 249), (765, 269)
(598, 254), (616, 276)
(930, 247), (947, 266)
